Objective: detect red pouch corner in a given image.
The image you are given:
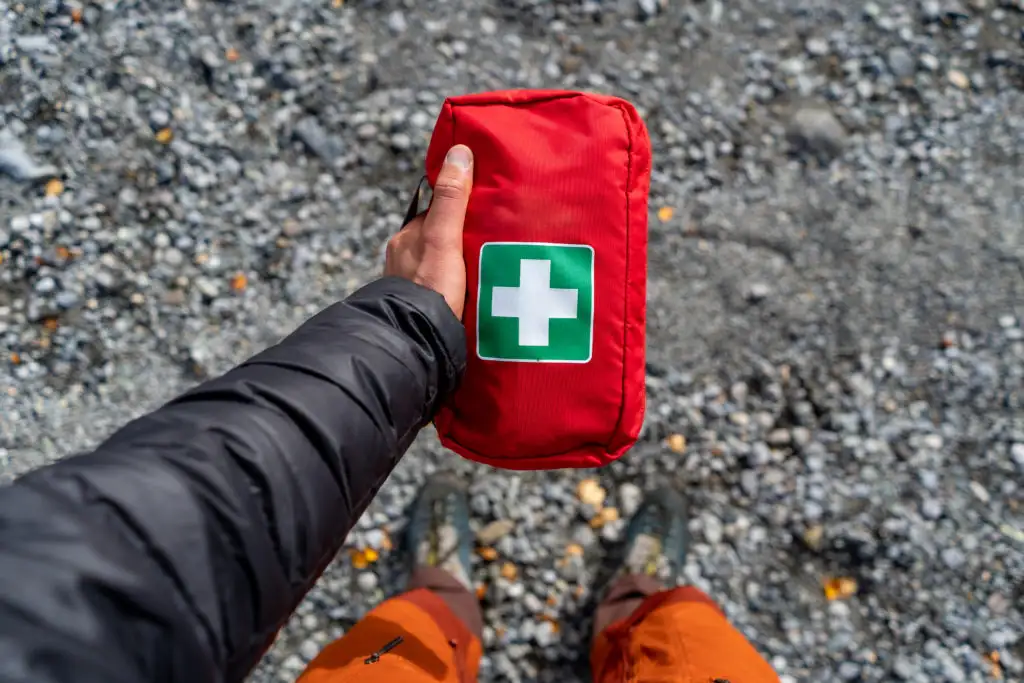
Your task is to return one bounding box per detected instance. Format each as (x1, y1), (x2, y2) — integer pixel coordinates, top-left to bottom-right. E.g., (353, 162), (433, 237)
(428, 90), (650, 470)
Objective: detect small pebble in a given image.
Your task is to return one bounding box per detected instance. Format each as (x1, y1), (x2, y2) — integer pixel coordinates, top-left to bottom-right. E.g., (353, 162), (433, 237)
(356, 572), (378, 592)
(948, 70), (970, 89)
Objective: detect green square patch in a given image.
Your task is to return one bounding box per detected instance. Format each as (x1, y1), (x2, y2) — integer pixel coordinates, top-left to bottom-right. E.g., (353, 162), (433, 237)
(477, 242), (594, 363)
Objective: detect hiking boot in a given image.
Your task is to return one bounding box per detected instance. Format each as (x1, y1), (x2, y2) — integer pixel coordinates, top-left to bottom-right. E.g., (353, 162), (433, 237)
(619, 487), (690, 582)
(405, 474), (473, 591)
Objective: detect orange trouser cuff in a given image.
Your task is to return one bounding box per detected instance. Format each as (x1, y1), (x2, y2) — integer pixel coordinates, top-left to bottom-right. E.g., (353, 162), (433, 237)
(591, 586), (779, 683)
(297, 588), (482, 683)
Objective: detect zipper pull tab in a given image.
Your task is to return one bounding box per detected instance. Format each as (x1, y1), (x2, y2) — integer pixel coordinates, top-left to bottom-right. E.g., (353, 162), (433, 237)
(364, 636), (404, 665)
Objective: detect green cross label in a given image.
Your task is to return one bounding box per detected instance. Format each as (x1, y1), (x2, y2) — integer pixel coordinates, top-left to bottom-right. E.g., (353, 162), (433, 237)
(477, 242), (594, 363)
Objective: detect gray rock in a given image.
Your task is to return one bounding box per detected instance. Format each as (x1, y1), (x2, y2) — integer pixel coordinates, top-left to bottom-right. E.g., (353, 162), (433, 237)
(918, 470), (939, 490)
(34, 277), (56, 294)
(887, 47), (916, 79)
(364, 529), (387, 549)
(523, 592), (544, 614)
(476, 519), (515, 546)
(15, 35), (55, 53)
(355, 572), (378, 592)
(969, 481), (990, 504)
(299, 639), (320, 662)
(295, 118), (342, 166)
(480, 17), (498, 36)
(921, 499), (942, 520)
(617, 483), (642, 518)
(535, 621), (557, 647)
(746, 282), (772, 302)
(149, 109), (171, 130)
(806, 37), (830, 57)
(750, 442), (772, 467)
(601, 518), (625, 542)
(838, 661), (860, 680)
(571, 524), (597, 549)
(470, 493), (490, 517)
(703, 514), (723, 545)
(0, 129), (58, 181)
(941, 547), (966, 570)
(387, 10), (407, 34)
(281, 655), (305, 674)
(787, 107), (846, 160)
(55, 291), (78, 309)
(892, 656), (916, 680)
(919, 53), (940, 72)
(740, 470), (758, 497)
(637, 0), (664, 18)
(390, 133), (412, 151)
(1012, 443), (1024, 468)
(767, 429), (791, 446)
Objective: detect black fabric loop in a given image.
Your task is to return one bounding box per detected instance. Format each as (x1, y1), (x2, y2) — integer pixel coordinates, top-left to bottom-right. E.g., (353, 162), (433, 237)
(403, 175), (429, 227)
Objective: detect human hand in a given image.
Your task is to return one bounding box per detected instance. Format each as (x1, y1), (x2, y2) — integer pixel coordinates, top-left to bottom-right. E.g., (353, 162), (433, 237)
(385, 145), (474, 320)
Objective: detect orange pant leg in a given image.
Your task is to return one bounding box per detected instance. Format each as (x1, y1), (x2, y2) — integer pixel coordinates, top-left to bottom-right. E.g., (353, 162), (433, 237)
(298, 588), (481, 683)
(591, 587), (778, 683)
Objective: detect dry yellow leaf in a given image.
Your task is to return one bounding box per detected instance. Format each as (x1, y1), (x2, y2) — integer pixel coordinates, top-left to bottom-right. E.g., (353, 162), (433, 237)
(576, 478), (606, 507)
(10, 352), (20, 365)
(363, 548), (379, 563)
(350, 550), (369, 570)
(987, 651), (1002, 680)
(590, 506), (620, 529)
(230, 273), (248, 291)
(225, 47), (240, 62)
(45, 179), (64, 197)
(477, 547), (498, 561)
(657, 206), (674, 222)
(667, 433), (686, 453)
(500, 562), (518, 581)
(155, 128), (174, 144)
(71, 7), (82, 23)
(565, 543), (584, 557)
(823, 576), (857, 601)
(332, 0), (344, 6)
(475, 583), (488, 600)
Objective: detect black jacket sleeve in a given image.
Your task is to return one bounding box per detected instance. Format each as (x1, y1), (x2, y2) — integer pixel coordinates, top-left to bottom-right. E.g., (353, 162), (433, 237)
(0, 277), (466, 683)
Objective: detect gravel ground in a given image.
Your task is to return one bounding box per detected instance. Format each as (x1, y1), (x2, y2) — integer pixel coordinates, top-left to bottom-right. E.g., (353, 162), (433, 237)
(2, 1), (1023, 681)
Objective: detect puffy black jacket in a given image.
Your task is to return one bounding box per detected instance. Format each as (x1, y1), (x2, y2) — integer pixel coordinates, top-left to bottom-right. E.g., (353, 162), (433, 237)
(0, 277), (466, 683)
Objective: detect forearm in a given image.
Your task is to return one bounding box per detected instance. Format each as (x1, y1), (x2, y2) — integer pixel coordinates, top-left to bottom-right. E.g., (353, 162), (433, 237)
(0, 277), (466, 683)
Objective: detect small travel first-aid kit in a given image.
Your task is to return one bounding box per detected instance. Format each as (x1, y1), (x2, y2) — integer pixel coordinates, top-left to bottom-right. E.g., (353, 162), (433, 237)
(425, 90), (651, 470)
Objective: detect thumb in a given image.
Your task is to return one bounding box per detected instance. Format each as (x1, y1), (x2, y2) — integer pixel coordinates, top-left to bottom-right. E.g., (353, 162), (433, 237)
(423, 145), (473, 249)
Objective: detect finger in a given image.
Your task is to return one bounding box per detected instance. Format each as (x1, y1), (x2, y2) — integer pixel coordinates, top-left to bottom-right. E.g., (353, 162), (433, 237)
(383, 222), (415, 274)
(422, 145), (473, 250)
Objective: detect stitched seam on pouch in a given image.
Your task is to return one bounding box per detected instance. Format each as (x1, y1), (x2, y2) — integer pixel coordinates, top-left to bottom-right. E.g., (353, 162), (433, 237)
(610, 100), (634, 456)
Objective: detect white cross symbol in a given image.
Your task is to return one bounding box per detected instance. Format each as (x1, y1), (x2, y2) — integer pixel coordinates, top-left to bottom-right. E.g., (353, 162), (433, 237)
(491, 259), (579, 347)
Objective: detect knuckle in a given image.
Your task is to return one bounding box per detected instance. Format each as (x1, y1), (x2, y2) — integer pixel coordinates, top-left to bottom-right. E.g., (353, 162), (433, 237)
(432, 175), (467, 201)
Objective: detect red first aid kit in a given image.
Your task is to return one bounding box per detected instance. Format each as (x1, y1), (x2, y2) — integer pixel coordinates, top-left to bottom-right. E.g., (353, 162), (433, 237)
(427, 90), (650, 470)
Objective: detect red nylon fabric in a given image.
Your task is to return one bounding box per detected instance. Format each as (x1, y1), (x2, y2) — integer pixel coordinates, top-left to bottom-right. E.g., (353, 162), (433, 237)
(428, 90), (650, 470)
